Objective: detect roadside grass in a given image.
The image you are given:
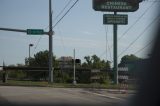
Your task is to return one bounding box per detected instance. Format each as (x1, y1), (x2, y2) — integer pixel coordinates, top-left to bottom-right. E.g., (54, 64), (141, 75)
(0, 80), (136, 90)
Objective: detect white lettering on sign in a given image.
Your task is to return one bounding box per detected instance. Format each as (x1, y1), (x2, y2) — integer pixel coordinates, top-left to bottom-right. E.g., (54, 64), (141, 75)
(101, 5), (132, 10)
(101, 1), (133, 10)
(107, 17), (126, 23)
(105, 2), (127, 6)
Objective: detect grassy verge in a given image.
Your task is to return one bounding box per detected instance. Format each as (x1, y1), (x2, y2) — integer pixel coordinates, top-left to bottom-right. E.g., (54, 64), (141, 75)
(0, 80), (136, 89)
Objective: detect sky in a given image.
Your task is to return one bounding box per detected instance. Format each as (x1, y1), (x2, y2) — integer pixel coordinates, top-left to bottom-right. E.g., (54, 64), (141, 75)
(0, 0), (159, 66)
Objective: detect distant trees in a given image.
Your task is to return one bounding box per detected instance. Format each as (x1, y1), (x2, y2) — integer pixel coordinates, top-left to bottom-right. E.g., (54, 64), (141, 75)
(82, 55), (111, 69)
(5, 49), (143, 84)
(24, 52), (112, 83)
(82, 55), (111, 84)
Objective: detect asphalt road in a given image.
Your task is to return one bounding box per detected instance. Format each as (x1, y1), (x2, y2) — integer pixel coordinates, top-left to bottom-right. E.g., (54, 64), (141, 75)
(0, 86), (134, 106)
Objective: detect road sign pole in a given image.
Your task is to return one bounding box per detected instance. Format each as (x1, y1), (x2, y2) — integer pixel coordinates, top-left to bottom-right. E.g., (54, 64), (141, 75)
(113, 12), (118, 84)
(48, 0), (54, 83)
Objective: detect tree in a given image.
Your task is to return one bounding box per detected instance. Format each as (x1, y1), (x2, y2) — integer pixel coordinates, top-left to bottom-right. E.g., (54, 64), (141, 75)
(83, 56), (92, 68)
(25, 50), (59, 81)
(25, 50), (58, 67)
(82, 54), (111, 69)
(7, 64), (27, 80)
(118, 54), (141, 67)
(82, 54), (112, 84)
(92, 55), (101, 68)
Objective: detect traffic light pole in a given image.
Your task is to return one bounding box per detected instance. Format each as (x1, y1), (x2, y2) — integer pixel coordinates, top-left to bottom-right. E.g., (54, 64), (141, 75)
(113, 12), (118, 84)
(0, 0), (54, 83)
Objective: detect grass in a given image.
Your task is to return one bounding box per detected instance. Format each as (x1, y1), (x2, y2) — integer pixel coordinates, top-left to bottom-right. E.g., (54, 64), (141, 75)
(0, 80), (136, 89)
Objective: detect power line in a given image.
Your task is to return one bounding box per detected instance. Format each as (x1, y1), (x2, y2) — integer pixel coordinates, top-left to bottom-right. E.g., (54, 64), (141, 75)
(32, 36), (43, 55)
(32, 26), (49, 55)
(118, 1), (155, 41)
(99, 2), (156, 58)
(32, 0), (77, 54)
(118, 15), (160, 57)
(45, 0), (73, 29)
(105, 25), (112, 62)
(134, 19), (160, 55)
(102, 25), (112, 62)
(53, 0), (79, 28)
(57, 25), (67, 55)
(54, 0), (73, 22)
(134, 40), (154, 55)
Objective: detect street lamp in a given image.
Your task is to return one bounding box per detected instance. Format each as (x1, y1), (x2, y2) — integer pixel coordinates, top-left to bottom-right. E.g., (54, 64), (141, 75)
(29, 44), (34, 65)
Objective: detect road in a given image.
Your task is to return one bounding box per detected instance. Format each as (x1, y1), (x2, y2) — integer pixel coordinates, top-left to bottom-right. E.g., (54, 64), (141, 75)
(0, 86), (135, 106)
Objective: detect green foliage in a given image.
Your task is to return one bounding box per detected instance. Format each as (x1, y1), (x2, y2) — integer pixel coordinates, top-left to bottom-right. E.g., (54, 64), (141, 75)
(82, 54), (111, 69)
(118, 54), (142, 67)
(99, 72), (110, 85)
(25, 50), (58, 67)
(0, 72), (3, 80)
(8, 70), (27, 80)
(62, 72), (71, 83)
(77, 70), (91, 83)
(24, 50), (59, 81)
(24, 51), (111, 83)
(54, 70), (65, 83)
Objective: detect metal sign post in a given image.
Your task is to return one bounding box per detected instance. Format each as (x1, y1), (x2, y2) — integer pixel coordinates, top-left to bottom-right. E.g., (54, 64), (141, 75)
(92, 0), (142, 84)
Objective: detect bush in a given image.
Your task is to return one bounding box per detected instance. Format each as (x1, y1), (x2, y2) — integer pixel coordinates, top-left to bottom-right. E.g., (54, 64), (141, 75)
(8, 70), (27, 80)
(99, 72), (110, 85)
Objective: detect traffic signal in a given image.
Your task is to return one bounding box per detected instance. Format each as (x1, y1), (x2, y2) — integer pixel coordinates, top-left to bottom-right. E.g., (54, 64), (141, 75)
(72, 59), (81, 64)
(75, 59), (81, 64)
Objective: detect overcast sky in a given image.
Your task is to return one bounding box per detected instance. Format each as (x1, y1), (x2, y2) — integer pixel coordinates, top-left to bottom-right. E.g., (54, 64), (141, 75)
(0, 0), (159, 66)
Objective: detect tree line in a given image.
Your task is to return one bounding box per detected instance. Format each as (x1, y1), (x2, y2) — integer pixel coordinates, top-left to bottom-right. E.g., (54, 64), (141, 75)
(3, 50), (142, 84)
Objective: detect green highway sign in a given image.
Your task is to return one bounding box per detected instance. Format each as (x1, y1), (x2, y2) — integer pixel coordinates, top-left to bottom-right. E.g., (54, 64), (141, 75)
(27, 29), (44, 35)
(93, 0), (140, 12)
(103, 14), (128, 25)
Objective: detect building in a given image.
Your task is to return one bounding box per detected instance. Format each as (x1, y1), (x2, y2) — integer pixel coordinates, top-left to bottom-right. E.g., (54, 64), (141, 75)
(58, 56), (73, 69)
(58, 56), (81, 69)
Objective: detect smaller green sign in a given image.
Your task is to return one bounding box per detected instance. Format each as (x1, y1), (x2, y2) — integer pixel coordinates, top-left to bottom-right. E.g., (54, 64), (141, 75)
(27, 29), (44, 35)
(103, 14), (128, 25)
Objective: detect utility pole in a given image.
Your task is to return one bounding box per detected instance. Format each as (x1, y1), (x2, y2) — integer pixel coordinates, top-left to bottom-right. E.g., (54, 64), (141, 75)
(48, 0), (54, 83)
(113, 12), (118, 84)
